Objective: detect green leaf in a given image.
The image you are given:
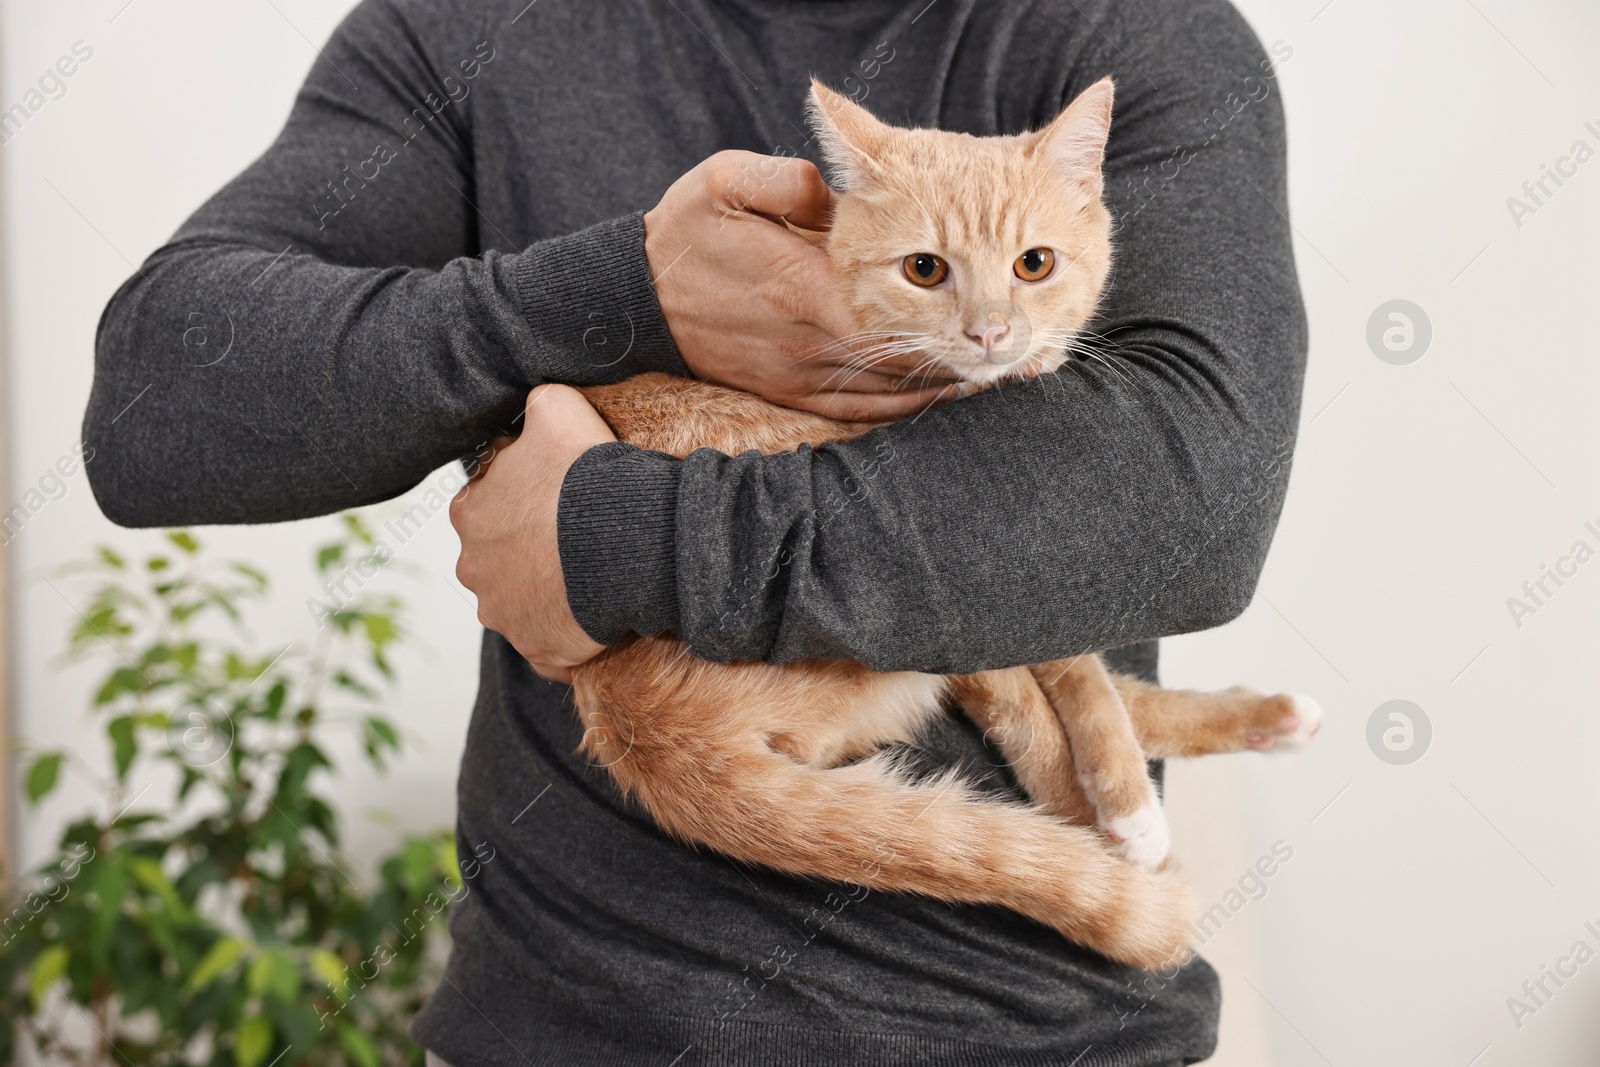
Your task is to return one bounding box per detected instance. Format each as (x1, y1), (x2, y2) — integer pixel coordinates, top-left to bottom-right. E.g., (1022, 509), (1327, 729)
(332, 669), (377, 700)
(247, 949), (301, 1003)
(108, 716), (139, 781)
(147, 555), (171, 572)
(176, 764), (204, 802)
(185, 935), (247, 995)
(98, 545), (126, 569)
(262, 679), (288, 720)
(167, 530), (201, 554)
(362, 716), (401, 766)
(280, 742), (333, 799)
(128, 855), (186, 918)
(341, 512), (375, 545)
(86, 862), (131, 966)
(234, 1014), (273, 1067)
(73, 603), (130, 646)
(436, 836), (461, 884)
(30, 944), (69, 1007)
(368, 718), (399, 748)
(309, 949), (349, 997)
(361, 613), (397, 647)
(401, 837), (436, 895)
(94, 666), (146, 706)
(171, 600), (206, 623)
(338, 1024), (380, 1067)
(208, 590), (244, 622)
(25, 752), (64, 805)
(316, 544), (345, 571)
(231, 561), (269, 588)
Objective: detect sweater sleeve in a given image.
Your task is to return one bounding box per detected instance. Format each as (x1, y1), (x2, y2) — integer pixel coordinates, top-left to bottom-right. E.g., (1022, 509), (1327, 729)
(84, 0), (683, 528)
(557, 0), (1308, 674)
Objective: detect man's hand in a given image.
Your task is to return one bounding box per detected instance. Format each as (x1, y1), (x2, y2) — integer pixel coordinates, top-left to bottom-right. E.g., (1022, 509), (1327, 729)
(450, 385), (612, 683)
(645, 150), (959, 421)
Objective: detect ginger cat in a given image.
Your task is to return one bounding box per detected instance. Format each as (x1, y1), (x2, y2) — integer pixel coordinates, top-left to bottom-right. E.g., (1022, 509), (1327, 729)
(569, 78), (1319, 970)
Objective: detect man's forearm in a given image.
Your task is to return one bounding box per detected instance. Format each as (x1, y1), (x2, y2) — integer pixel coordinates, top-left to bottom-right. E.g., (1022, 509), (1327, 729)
(87, 216), (681, 528)
(85, 0), (683, 529)
(555, 1), (1308, 673)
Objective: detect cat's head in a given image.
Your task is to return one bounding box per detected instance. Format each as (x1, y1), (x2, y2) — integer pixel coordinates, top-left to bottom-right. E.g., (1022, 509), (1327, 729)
(807, 78), (1116, 386)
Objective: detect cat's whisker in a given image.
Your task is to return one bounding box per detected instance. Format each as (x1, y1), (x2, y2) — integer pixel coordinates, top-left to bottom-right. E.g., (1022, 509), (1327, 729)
(819, 338), (938, 389)
(905, 354), (949, 391)
(819, 351), (923, 396)
(1039, 334), (1141, 390)
(1090, 353), (1139, 389)
(795, 331), (915, 365)
(904, 355), (963, 426)
(821, 340), (946, 398)
(823, 342), (928, 378)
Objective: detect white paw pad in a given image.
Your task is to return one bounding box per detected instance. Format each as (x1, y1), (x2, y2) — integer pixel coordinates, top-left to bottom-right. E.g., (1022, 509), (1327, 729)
(1105, 803), (1172, 871)
(1247, 693), (1323, 752)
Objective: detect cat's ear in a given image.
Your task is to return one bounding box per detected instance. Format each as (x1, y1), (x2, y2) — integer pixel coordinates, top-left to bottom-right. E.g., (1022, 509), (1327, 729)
(806, 79), (889, 190)
(1033, 76), (1115, 192)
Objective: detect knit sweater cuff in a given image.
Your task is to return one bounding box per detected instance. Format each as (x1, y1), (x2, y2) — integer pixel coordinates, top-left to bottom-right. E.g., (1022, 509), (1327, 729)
(512, 211), (686, 384)
(557, 440), (682, 645)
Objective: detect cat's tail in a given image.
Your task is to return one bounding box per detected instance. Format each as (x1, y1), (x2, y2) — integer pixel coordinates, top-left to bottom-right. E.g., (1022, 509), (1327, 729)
(576, 685), (1196, 970)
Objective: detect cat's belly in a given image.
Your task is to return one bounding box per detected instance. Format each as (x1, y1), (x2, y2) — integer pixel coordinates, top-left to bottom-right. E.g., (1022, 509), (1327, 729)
(580, 372), (877, 458)
(805, 671), (950, 767)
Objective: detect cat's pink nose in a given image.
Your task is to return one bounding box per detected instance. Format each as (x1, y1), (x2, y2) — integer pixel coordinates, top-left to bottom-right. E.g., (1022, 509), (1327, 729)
(969, 323), (1010, 354)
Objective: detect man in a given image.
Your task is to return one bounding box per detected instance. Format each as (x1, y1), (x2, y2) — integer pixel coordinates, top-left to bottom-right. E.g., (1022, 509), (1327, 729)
(85, 0), (1305, 1062)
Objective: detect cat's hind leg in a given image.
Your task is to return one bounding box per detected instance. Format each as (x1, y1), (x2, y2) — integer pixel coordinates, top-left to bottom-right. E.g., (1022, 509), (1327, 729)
(1107, 675), (1322, 759)
(619, 738), (1195, 970)
(946, 667), (1096, 827)
(1026, 657), (1171, 871)
(574, 643), (1196, 970)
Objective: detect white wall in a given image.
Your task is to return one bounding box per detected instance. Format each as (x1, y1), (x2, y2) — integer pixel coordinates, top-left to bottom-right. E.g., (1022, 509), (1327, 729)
(1166, 0), (1600, 1064)
(3, 1), (1598, 1066)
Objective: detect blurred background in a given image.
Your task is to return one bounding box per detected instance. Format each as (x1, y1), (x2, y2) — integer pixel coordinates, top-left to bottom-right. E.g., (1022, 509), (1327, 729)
(2, 0), (1597, 1064)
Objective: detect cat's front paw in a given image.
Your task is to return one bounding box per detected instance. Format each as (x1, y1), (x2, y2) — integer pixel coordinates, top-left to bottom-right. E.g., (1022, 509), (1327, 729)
(1103, 803), (1171, 871)
(1244, 693), (1322, 752)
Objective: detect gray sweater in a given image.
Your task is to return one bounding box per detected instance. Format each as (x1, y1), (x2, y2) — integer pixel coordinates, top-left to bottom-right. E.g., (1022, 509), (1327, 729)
(85, 0), (1306, 1063)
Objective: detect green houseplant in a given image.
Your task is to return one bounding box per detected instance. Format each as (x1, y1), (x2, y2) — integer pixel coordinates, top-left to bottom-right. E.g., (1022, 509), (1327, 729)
(0, 517), (462, 1066)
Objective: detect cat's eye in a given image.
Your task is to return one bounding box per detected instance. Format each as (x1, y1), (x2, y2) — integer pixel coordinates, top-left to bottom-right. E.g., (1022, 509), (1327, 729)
(902, 253), (948, 287)
(1013, 248), (1055, 282)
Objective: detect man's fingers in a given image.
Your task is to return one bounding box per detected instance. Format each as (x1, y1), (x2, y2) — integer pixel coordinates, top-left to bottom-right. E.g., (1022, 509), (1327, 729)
(831, 366), (965, 392)
(852, 352), (964, 388)
(793, 382), (961, 422)
(778, 256), (861, 342)
(466, 435), (517, 482)
(530, 660), (575, 685)
(718, 153), (837, 230)
(777, 275), (959, 391)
